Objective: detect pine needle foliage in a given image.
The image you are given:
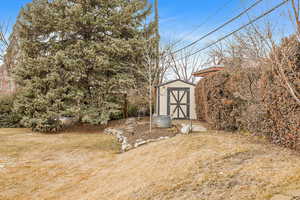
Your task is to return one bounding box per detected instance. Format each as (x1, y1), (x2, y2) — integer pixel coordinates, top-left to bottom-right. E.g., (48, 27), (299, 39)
(0, 94), (21, 128)
(13, 0), (154, 132)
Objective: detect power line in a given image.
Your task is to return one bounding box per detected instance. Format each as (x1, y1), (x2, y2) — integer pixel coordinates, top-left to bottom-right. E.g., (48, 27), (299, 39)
(175, 0), (289, 62)
(171, 0), (265, 55)
(172, 0), (234, 48)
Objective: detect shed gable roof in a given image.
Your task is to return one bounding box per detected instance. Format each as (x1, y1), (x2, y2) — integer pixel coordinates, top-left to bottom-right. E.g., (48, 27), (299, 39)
(156, 79), (195, 87)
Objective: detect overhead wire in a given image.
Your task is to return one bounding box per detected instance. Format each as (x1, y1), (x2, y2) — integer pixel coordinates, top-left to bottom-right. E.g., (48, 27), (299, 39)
(171, 0), (234, 48)
(170, 0), (265, 55)
(174, 0), (289, 62)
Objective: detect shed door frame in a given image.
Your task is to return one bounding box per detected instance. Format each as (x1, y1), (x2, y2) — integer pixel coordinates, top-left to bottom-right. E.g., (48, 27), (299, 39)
(167, 87), (190, 120)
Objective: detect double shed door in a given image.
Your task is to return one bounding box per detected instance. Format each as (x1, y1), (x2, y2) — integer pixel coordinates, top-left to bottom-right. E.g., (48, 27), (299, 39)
(167, 87), (190, 120)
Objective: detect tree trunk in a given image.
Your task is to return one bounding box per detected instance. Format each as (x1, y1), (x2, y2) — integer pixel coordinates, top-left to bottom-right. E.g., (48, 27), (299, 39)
(149, 64), (152, 133)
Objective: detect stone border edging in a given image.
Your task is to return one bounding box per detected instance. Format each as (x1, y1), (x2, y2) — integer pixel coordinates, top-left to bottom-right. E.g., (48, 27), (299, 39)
(104, 127), (172, 152)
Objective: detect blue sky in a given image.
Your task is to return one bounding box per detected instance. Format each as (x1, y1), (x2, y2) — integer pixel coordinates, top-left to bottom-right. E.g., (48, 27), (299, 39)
(0, 0), (30, 23)
(156, 0), (294, 47)
(0, 0), (295, 50)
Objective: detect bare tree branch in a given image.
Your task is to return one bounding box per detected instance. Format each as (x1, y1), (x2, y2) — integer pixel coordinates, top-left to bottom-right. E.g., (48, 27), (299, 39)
(271, 36), (300, 105)
(291, 0), (300, 35)
(168, 46), (208, 83)
(207, 21), (277, 69)
(270, 0), (300, 105)
(0, 20), (10, 62)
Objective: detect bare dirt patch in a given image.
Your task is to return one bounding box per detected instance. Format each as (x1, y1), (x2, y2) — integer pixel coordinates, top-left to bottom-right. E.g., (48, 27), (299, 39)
(123, 120), (178, 146)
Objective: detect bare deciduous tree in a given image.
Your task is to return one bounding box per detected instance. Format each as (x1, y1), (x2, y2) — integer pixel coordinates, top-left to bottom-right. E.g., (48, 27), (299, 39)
(0, 21), (9, 62)
(156, 43), (175, 84)
(207, 22), (276, 69)
(168, 46), (208, 83)
(291, 0), (300, 36)
(271, 0), (300, 104)
(206, 1), (300, 104)
(207, 42), (226, 65)
(271, 38), (300, 104)
(134, 40), (161, 133)
(135, 40), (183, 132)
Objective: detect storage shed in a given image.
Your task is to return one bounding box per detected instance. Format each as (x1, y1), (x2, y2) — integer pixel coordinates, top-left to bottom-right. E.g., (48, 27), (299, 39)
(155, 79), (196, 120)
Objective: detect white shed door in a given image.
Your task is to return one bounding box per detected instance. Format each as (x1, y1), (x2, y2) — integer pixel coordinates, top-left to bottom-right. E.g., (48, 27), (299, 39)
(167, 88), (190, 119)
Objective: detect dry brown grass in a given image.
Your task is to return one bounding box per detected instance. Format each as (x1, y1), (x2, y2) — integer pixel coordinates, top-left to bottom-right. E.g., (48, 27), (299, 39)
(1, 128), (300, 200)
(0, 128), (119, 200)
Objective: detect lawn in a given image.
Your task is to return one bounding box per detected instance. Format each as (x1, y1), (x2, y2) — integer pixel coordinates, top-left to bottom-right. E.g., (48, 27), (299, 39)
(1, 127), (300, 200)
(0, 128), (120, 200)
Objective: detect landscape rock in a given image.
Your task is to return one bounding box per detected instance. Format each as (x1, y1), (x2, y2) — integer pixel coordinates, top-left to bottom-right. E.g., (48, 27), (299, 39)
(180, 123), (207, 134)
(59, 117), (76, 127)
(134, 136), (171, 148)
(105, 127), (133, 152)
(121, 137), (133, 152)
(181, 124), (192, 134)
(104, 119), (178, 152)
(134, 140), (147, 148)
(158, 136), (170, 140)
(192, 125), (207, 132)
(104, 128), (123, 136)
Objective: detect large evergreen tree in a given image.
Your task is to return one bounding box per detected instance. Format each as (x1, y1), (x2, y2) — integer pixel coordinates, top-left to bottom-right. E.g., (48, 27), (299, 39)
(13, 0), (154, 132)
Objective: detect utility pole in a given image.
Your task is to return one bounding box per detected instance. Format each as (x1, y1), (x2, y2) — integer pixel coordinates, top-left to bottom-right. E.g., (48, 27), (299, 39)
(155, 0), (160, 70)
(149, 0), (160, 134)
